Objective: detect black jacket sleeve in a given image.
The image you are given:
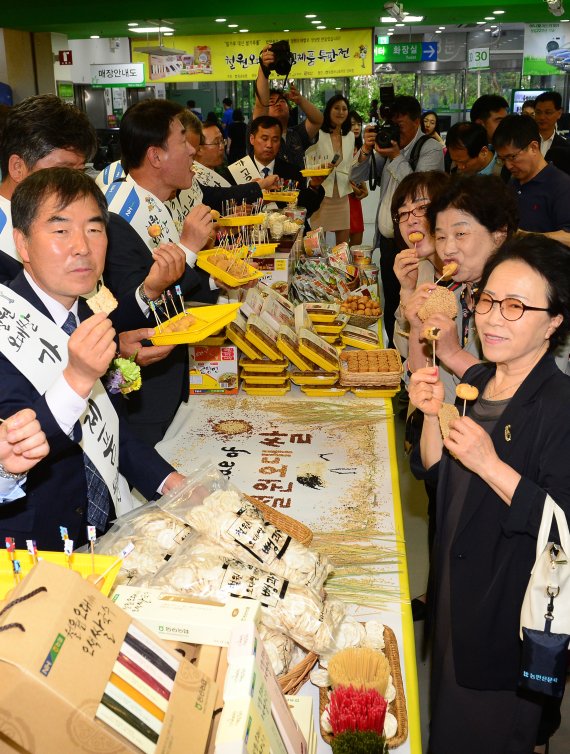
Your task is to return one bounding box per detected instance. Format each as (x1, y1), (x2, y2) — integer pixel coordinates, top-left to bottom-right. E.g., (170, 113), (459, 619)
(200, 182), (263, 213)
(104, 214), (218, 304)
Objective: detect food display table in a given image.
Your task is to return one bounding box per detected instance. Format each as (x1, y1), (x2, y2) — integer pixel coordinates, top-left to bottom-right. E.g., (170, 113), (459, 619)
(156, 392), (422, 754)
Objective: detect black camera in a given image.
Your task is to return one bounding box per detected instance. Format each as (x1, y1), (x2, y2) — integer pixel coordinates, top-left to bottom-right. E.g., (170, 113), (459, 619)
(375, 123), (400, 149)
(266, 40), (295, 77)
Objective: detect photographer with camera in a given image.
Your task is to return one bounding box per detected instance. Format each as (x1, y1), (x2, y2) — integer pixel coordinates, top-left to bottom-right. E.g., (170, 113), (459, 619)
(351, 94), (444, 347)
(252, 42), (323, 170)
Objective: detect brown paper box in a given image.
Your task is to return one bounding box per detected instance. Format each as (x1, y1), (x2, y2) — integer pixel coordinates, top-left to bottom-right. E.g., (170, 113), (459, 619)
(0, 561), (217, 754)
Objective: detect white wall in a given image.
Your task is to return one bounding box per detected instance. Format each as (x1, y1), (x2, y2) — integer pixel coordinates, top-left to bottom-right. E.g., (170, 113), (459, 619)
(52, 35), (131, 85)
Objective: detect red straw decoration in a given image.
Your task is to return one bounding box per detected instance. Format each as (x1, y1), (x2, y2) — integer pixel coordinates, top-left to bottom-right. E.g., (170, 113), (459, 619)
(329, 686), (388, 736)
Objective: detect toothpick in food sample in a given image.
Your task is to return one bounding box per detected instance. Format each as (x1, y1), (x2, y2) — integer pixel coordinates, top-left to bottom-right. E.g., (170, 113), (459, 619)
(26, 539), (38, 566)
(435, 261), (459, 285)
(94, 541), (135, 587)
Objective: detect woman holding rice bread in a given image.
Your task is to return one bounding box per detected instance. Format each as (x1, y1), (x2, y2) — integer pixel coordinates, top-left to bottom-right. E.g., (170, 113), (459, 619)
(409, 235), (570, 753)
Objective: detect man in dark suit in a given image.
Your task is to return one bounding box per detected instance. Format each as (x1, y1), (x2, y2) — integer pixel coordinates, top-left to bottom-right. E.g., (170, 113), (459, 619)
(248, 116), (325, 219)
(0, 95), (187, 340)
(0, 168), (184, 550)
(534, 91), (568, 156)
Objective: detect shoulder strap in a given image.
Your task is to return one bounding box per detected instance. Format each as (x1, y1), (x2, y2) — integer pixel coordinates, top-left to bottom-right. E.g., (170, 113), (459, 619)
(409, 134), (432, 171)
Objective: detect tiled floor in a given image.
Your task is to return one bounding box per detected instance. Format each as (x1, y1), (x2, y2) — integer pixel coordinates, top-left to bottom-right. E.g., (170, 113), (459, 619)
(395, 411), (570, 753)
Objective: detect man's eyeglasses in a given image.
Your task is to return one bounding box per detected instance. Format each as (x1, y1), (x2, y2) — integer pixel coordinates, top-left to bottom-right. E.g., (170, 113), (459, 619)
(496, 144), (530, 165)
(393, 204), (430, 224)
(474, 293), (550, 321)
(203, 139), (226, 148)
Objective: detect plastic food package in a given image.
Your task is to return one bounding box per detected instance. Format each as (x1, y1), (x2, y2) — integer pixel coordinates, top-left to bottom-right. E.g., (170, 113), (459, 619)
(257, 623), (294, 676)
(94, 503), (191, 585)
(176, 489), (331, 591)
(148, 535), (346, 655)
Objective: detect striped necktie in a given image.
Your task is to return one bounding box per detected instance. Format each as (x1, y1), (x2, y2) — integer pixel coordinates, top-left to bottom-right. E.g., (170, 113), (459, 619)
(62, 311), (110, 531)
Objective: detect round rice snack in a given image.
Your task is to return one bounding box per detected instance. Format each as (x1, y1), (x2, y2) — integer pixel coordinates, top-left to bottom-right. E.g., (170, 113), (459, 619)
(456, 383), (479, 401)
(417, 287), (457, 321)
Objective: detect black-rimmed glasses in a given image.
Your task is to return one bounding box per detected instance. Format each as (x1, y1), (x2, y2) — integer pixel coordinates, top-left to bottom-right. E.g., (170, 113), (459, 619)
(474, 293), (550, 321)
(393, 203), (429, 224)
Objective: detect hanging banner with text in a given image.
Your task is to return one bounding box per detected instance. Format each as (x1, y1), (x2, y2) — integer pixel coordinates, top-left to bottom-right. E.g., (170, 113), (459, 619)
(523, 23), (568, 76)
(132, 29), (372, 82)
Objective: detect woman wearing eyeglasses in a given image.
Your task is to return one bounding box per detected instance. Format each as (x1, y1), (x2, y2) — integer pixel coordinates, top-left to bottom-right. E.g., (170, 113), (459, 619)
(391, 171), (451, 360)
(409, 235), (570, 754)
(403, 174), (518, 403)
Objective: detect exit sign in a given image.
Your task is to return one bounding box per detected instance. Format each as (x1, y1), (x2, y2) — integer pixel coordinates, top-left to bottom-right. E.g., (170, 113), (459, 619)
(374, 42), (438, 63)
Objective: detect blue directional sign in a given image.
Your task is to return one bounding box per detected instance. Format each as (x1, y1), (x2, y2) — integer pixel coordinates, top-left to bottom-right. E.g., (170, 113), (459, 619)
(421, 42), (438, 61)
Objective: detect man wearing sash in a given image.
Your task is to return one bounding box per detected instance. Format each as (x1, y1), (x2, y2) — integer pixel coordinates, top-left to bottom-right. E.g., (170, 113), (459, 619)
(103, 99), (260, 444)
(0, 168), (184, 549)
(0, 95), (186, 339)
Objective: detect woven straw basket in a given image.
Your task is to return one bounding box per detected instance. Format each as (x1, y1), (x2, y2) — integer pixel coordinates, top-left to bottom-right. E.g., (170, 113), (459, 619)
(339, 349), (403, 388)
(319, 625), (408, 749)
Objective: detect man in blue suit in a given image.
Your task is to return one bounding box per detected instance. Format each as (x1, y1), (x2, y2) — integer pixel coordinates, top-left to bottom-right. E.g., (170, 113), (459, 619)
(0, 168), (186, 550)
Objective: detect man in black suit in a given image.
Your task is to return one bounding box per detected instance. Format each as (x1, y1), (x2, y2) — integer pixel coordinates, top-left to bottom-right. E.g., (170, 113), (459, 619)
(534, 91), (568, 156)
(0, 168), (184, 550)
(0, 95), (187, 339)
(248, 116), (325, 219)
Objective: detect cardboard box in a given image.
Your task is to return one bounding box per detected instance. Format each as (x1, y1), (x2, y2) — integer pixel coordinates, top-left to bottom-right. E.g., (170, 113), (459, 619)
(0, 561), (217, 754)
(228, 624), (307, 754)
(111, 587), (261, 647)
(189, 344), (239, 394)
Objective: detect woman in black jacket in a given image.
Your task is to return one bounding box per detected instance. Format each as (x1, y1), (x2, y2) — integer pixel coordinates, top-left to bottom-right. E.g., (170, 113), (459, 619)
(409, 236), (570, 754)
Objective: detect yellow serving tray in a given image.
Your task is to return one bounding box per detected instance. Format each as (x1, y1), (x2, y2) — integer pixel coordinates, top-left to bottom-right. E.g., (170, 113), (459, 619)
(242, 383), (291, 396)
(300, 385), (349, 396)
(226, 327), (265, 360)
(351, 386), (400, 398)
(262, 191), (299, 203)
(196, 251), (264, 288)
(289, 371), (339, 386)
(239, 357), (289, 372)
(192, 334), (227, 346)
(217, 213), (266, 227)
(340, 334), (380, 351)
(151, 304), (241, 345)
(0, 550), (122, 599)
(240, 370), (289, 385)
(300, 168), (333, 177)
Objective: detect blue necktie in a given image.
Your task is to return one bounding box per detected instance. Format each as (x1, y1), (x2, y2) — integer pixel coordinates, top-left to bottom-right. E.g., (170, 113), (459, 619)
(262, 167), (270, 178)
(62, 311), (110, 531)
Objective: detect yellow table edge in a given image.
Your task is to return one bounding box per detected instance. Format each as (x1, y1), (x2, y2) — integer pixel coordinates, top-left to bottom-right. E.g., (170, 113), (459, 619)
(385, 399), (423, 754)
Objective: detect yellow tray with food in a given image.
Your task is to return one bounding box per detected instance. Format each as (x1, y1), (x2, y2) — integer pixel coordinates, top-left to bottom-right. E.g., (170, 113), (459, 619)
(240, 370), (289, 385)
(217, 213), (266, 227)
(249, 242), (279, 257)
(298, 328), (341, 372)
(300, 384), (349, 397)
(304, 303), (341, 323)
(339, 348), (403, 387)
(0, 550), (122, 598)
(196, 250), (264, 288)
(238, 357), (289, 373)
(262, 191), (299, 203)
(340, 324), (380, 351)
(245, 315), (282, 361)
(276, 327), (315, 371)
(150, 303), (241, 345)
(314, 314), (350, 335)
(351, 386), (401, 398)
(227, 314), (265, 360)
(242, 382), (291, 396)
(300, 168), (333, 177)
(289, 370), (339, 386)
